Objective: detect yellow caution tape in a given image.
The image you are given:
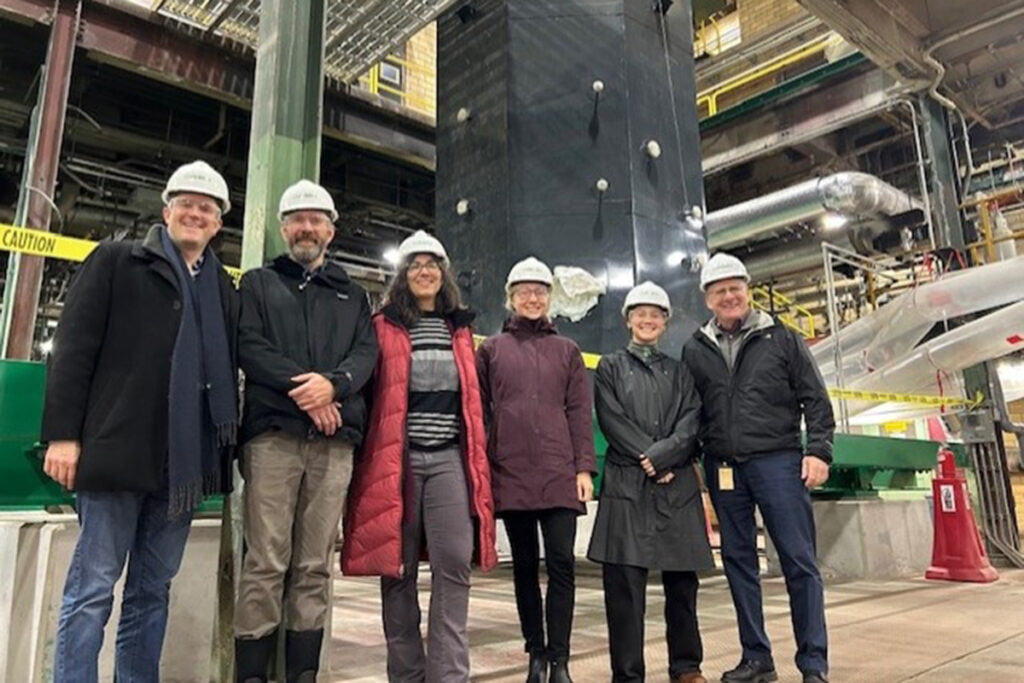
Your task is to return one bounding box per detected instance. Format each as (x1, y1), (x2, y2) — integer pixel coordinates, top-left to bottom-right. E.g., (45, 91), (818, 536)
(0, 223), (997, 403)
(1, 223), (242, 284)
(1, 223), (98, 262)
(828, 387), (984, 408)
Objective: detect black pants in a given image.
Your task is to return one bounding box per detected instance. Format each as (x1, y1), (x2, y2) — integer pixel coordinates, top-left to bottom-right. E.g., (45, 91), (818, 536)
(603, 564), (702, 682)
(503, 508), (578, 660)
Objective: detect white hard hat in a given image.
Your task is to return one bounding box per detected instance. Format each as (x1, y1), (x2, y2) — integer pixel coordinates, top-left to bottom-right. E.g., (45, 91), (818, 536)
(397, 230), (449, 264)
(700, 252), (750, 291)
(162, 160), (230, 214)
(278, 179), (339, 222)
(622, 281), (672, 318)
(505, 256), (553, 291)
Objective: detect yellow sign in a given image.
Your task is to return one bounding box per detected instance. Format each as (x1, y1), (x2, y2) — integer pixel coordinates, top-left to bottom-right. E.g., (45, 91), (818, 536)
(882, 420), (909, 434)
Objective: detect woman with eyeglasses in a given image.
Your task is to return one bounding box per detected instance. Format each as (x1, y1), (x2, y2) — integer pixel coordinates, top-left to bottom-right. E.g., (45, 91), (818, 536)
(342, 230), (497, 682)
(476, 257), (597, 683)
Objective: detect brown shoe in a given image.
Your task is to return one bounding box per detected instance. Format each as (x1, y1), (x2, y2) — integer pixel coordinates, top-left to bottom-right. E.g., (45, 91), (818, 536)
(673, 673), (708, 683)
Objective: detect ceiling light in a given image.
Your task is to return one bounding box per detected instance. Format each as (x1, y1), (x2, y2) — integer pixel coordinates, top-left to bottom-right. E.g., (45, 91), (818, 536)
(822, 212), (848, 231)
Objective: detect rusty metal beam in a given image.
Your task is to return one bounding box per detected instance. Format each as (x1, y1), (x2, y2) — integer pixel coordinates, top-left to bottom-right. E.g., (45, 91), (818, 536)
(2, 0), (81, 359)
(0, 0), (436, 168)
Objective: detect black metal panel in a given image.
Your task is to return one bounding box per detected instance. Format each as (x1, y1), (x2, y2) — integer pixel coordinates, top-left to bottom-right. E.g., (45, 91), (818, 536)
(437, 0), (707, 353)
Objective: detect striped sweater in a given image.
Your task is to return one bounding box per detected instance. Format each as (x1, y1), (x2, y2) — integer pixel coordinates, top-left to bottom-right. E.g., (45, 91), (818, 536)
(407, 313), (461, 449)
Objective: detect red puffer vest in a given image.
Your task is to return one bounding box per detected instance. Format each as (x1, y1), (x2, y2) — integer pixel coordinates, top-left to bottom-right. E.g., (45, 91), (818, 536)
(341, 305), (498, 577)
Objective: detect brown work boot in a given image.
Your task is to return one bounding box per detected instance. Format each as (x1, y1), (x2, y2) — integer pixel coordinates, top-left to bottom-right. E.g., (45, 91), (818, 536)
(672, 673), (708, 683)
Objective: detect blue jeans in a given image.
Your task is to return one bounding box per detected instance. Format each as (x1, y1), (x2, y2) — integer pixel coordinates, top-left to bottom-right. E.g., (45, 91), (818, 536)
(53, 489), (193, 683)
(706, 451), (828, 675)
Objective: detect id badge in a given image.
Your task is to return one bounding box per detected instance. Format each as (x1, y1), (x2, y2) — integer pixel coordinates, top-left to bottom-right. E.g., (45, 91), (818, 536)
(718, 466), (735, 491)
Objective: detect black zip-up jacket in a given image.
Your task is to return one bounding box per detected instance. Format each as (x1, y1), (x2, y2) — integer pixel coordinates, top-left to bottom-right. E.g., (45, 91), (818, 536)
(238, 255), (378, 446)
(681, 314), (835, 463)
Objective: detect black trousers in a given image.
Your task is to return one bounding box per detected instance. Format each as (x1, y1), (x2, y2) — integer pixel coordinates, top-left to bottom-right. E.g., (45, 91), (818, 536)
(602, 563), (702, 682)
(503, 508), (578, 660)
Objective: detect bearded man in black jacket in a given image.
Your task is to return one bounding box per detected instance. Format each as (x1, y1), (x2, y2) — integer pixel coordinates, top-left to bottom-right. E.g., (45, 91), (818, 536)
(232, 180), (377, 683)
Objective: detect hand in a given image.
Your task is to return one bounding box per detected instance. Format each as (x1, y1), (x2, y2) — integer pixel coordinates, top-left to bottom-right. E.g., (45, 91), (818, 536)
(576, 472), (594, 503)
(639, 455), (656, 478)
(802, 455), (830, 489)
(307, 403), (343, 436)
(289, 373), (335, 410)
(656, 471), (675, 485)
(43, 440), (81, 490)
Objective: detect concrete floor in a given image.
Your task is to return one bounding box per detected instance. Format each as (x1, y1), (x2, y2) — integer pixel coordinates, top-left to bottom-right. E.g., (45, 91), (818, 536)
(329, 562), (1024, 683)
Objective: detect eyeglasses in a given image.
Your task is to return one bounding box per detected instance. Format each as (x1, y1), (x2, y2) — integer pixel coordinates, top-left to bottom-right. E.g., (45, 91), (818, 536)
(171, 196), (221, 217)
(408, 260), (441, 273)
(512, 286), (550, 300)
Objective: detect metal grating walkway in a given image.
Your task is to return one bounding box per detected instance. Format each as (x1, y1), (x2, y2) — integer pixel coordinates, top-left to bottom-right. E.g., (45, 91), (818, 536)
(147, 0), (455, 83)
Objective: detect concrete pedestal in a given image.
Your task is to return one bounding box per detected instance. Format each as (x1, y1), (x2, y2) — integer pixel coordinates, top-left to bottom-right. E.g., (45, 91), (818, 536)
(766, 498), (933, 580)
(1, 514), (221, 683)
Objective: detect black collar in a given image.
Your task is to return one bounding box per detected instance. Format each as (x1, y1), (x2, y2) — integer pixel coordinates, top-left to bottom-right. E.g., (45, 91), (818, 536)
(379, 303), (476, 330)
(270, 254), (351, 293)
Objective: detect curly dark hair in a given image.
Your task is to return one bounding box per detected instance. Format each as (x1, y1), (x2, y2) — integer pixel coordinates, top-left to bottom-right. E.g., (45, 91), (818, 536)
(383, 257), (464, 328)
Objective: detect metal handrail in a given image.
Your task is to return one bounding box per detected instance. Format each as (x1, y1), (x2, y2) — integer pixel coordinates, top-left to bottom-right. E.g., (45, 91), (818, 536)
(697, 33), (835, 116)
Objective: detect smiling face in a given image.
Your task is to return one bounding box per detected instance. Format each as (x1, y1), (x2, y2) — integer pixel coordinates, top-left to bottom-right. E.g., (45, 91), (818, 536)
(509, 282), (551, 320)
(704, 277), (750, 329)
(280, 210), (336, 268)
(162, 193), (223, 254)
(406, 253), (443, 308)
(626, 305), (668, 344)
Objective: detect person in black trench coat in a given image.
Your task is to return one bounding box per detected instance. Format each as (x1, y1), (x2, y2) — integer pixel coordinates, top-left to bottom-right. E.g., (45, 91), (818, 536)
(587, 281), (713, 683)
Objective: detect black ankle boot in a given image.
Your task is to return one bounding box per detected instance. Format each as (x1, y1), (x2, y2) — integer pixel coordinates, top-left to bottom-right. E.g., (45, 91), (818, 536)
(285, 629), (324, 683)
(235, 631), (276, 683)
(526, 649), (548, 683)
(549, 659), (574, 683)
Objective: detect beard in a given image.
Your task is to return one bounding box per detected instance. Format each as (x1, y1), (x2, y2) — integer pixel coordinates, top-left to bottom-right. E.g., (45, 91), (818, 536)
(289, 237), (325, 265)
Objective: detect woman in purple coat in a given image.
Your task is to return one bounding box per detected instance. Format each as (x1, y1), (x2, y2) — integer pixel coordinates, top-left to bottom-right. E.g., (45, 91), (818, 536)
(476, 256), (597, 683)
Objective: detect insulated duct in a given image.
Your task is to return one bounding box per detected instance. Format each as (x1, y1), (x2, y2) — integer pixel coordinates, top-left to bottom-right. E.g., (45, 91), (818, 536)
(814, 255), (1024, 385)
(705, 171), (921, 251)
(840, 300), (1024, 419)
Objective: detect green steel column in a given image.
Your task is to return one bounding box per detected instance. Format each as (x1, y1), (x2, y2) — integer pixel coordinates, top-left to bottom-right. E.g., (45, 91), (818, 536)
(919, 95), (965, 250)
(0, 0), (82, 358)
(240, 0), (326, 268)
(219, 3), (327, 680)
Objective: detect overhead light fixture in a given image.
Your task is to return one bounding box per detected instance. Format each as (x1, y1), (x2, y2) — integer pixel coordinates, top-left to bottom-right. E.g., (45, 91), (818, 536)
(822, 212), (848, 231)
(383, 247), (400, 265)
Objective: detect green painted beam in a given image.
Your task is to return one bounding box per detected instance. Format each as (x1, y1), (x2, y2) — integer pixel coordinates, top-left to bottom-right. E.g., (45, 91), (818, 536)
(240, 0), (326, 268)
(699, 53), (866, 133)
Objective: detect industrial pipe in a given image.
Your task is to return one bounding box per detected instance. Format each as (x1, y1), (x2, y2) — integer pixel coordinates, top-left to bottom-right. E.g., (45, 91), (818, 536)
(705, 171), (920, 250)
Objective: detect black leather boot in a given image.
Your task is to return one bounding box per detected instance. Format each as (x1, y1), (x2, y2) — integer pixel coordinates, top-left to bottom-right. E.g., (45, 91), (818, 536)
(234, 631), (276, 683)
(549, 659), (574, 683)
(526, 649), (548, 683)
(285, 629), (324, 683)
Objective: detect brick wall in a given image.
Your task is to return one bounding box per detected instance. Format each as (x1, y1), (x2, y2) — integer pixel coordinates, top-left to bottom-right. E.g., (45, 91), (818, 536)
(737, 0), (809, 41)
(404, 23), (437, 120)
